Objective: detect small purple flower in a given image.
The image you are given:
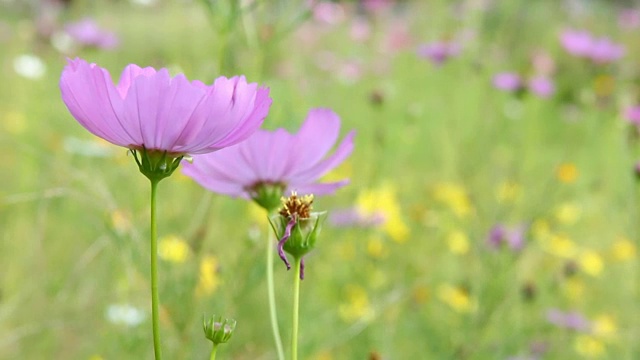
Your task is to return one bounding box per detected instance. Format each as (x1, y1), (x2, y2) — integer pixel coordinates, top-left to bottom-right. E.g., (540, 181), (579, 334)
(182, 108), (355, 200)
(417, 41), (461, 66)
(528, 76), (555, 98)
(588, 37), (625, 64)
(546, 308), (590, 331)
(487, 224), (526, 251)
(60, 58), (271, 156)
(624, 106), (640, 126)
(493, 72), (522, 92)
(560, 29), (593, 57)
(65, 18), (119, 50)
(328, 207), (386, 228)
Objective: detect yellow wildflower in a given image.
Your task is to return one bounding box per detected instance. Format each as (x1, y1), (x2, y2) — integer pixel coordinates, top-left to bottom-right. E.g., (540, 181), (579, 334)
(496, 180), (521, 203)
(196, 255), (221, 297)
(579, 250), (604, 277)
(367, 236), (388, 259)
(356, 184), (409, 242)
(4, 110), (27, 135)
(563, 278), (585, 302)
(338, 285), (375, 322)
(574, 335), (605, 358)
(158, 235), (191, 263)
(437, 284), (476, 313)
(88, 356), (104, 360)
(556, 163), (579, 184)
(447, 230), (470, 255)
(554, 202), (581, 225)
(110, 209), (131, 235)
(433, 182), (473, 218)
(531, 219), (551, 242)
(544, 233), (578, 259)
(610, 237), (636, 262)
(592, 315), (617, 339)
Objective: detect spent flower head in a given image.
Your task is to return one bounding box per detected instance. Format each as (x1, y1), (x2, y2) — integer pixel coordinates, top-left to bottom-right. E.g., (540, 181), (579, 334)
(269, 191), (325, 279)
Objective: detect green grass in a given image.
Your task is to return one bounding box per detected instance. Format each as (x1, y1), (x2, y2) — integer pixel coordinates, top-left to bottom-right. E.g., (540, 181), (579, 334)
(0, 0), (638, 359)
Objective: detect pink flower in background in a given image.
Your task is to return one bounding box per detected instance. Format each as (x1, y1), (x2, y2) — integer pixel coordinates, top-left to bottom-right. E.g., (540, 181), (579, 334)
(60, 58), (271, 155)
(493, 72), (522, 92)
(560, 29), (625, 64)
(417, 41), (461, 65)
(65, 18), (119, 49)
(362, 0), (394, 13)
(311, 1), (345, 25)
(588, 37), (625, 64)
(182, 108), (355, 198)
(560, 29), (593, 57)
(624, 106), (640, 126)
(546, 309), (590, 331)
(350, 18), (372, 42)
(528, 76), (555, 98)
(619, 8), (640, 30)
(487, 224), (526, 251)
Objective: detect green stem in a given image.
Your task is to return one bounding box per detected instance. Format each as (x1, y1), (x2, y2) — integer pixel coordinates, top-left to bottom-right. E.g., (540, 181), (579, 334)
(267, 227), (285, 360)
(291, 257), (302, 360)
(150, 179), (163, 360)
(209, 343), (218, 360)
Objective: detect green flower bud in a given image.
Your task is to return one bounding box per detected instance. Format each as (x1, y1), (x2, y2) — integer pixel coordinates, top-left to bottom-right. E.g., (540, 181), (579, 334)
(248, 181), (286, 212)
(203, 315), (237, 345)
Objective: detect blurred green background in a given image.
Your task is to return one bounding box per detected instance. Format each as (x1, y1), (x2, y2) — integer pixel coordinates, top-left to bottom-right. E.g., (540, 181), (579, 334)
(0, 0), (638, 359)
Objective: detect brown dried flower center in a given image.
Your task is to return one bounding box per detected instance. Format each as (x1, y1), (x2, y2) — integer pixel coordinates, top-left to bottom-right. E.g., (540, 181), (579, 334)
(279, 192), (314, 219)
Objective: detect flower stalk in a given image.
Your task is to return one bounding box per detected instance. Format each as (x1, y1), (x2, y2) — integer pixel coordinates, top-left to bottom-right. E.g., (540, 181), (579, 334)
(291, 256), (302, 360)
(150, 179), (163, 360)
(266, 224), (285, 360)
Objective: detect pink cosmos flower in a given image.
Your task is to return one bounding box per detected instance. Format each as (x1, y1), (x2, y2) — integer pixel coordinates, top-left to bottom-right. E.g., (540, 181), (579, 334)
(624, 106), (640, 126)
(182, 108), (355, 200)
(588, 37), (625, 64)
(60, 58), (271, 156)
(528, 76), (555, 98)
(417, 41), (461, 66)
(493, 72), (522, 92)
(560, 29), (593, 57)
(65, 18), (119, 49)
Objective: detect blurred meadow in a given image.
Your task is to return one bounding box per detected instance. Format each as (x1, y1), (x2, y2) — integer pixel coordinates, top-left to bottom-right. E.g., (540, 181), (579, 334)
(1, 0), (640, 359)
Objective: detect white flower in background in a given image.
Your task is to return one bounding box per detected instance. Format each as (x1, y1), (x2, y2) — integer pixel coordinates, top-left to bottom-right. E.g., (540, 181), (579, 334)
(106, 304), (145, 327)
(13, 54), (46, 79)
(50, 31), (74, 53)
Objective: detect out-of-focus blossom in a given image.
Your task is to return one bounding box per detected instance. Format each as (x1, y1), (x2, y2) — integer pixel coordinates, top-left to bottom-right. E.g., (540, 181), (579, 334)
(332, 184), (409, 242)
(437, 284), (476, 313)
(560, 29), (625, 64)
(556, 163), (579, 184)
(183, 108), (354, 201)
(487, 224), (526, 251)
(106, 304), (146, 327)
(14, 54), (47, 79)
(447, 230), (470, 255)
(60, 58), (271, 156)
(560, 29), (593, 57)
(493, 72), (522, 92)
(624, 105), (640, 126)
(311, 1), (346, 25)
(531, 51), (556, 76)
(158, 235), (191, 263)
(433, 182), (473, 218)
(417, 41), (461, 66)
(574, 335), (605, 358)
(496, 180), (521, 203)
(196, 255), (221, 296)
(618, 8), (640, 30)
(588, 37), (625, 64)
(591, 314), (617, 339)
(578, 250), (604, 277)
(546, 308), (590, 331)
(350, 18), (372, 42)
(64, 18), (119, 49)
(362, 0), (394, 14)
(554, 202), (581, 225)
(338, 284), (375, 322)
(384, 21), (413, 52)
(528, 76), (555, 98)
(610, 237), (636, 261)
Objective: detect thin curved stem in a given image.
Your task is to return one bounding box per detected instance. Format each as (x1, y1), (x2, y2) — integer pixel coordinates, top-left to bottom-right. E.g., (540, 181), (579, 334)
(150, 179), (163, 360)
(291, 257), (302, 360)
(267, 223), (285, 360)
